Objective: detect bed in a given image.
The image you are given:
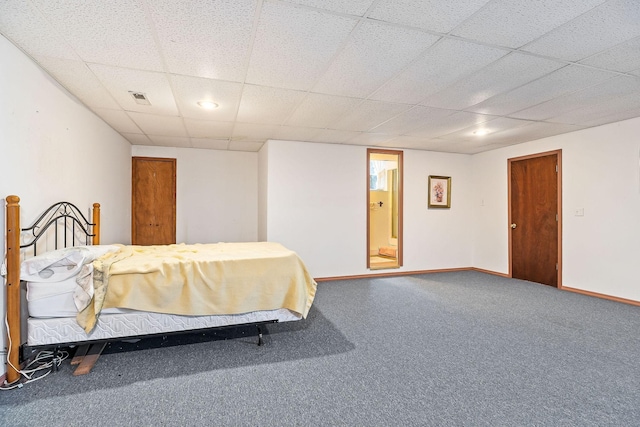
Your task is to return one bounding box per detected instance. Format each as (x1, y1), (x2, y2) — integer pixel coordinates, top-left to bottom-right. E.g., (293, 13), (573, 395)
(4, 195), (317, 383)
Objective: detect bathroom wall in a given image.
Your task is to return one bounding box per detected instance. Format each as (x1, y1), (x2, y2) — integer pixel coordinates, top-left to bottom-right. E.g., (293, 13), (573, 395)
(369, 189), (392, 254)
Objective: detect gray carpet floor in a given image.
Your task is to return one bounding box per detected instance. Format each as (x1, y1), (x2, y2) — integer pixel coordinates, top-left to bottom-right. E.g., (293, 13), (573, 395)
(1, 271), (639, 426)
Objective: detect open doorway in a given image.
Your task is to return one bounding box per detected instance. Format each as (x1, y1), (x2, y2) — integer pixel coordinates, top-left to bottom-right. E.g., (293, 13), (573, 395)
(367, 149), (403, 270)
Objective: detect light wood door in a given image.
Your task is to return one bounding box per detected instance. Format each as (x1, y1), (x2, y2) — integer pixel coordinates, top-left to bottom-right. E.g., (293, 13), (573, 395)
(509, 151), (561, 287)
(132, 157), (176, 245)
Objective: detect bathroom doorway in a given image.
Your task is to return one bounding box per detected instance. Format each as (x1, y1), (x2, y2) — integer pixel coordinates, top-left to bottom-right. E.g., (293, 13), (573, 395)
(367, 149), (403, 270)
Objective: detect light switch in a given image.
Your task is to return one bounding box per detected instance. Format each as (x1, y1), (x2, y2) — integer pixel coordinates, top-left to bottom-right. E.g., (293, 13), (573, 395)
(574, 208), (584, 216)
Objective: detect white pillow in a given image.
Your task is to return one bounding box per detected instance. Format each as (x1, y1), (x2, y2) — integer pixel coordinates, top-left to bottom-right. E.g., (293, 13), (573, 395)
(20, 245), (120, 282)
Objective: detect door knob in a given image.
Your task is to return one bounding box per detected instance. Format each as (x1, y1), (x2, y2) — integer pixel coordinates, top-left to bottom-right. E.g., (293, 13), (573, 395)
(511, 223), (517, 229)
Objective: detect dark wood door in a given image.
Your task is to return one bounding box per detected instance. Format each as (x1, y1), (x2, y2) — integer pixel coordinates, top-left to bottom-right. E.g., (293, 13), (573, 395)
(132, 157), (176, 245)
(510, 152), (559, 287)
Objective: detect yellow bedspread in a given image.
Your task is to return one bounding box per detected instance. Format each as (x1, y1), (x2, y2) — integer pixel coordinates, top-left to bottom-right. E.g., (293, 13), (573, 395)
(77, 242), (317, 333)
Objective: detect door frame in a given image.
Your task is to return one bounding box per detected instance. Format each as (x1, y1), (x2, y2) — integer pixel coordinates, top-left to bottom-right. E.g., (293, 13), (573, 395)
(507, 149), (563, 287)
(367, 148), (403, 269)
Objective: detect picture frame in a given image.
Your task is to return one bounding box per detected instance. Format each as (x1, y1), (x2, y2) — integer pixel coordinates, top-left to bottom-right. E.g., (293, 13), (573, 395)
(428, 176), (451, 208)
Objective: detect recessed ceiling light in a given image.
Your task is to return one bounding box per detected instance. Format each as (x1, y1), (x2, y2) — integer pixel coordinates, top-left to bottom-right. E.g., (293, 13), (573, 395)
(198, 101), (219, 110)
(473, 129), (489, 136)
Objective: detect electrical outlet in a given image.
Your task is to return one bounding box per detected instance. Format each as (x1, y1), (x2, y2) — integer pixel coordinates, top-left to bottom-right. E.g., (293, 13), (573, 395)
(0, 262), (6, 276)
(574, 208), (584, 216)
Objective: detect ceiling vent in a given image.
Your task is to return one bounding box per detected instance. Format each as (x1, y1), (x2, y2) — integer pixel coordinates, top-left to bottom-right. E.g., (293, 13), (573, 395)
(129, 91), (151, 105)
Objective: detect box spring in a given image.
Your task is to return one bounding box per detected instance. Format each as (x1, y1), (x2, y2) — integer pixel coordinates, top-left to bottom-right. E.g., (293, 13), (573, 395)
(27, 308), (300, 347)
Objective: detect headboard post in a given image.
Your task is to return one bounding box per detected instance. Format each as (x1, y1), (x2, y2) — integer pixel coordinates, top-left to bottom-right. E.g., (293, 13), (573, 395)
(5, 195), (21, 384)
(92, 203), (101, 245)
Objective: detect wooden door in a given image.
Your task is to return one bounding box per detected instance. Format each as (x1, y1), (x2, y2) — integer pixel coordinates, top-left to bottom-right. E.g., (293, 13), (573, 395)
(509, 151), (561, 287)
(132, 157), (176, 245)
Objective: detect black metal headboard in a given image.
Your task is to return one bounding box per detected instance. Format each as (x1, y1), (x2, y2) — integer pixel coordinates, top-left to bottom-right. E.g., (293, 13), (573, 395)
(20, 201), (96, 255)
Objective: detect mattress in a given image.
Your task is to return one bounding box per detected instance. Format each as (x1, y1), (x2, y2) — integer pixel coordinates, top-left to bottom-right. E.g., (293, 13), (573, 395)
(27, 308), (300, 346)
(27, 278), (127, 318)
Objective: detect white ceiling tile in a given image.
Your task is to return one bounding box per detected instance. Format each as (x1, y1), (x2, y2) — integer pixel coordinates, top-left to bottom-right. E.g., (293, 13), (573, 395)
(370, 0), (490, 33)
(33, 56), (121, 110)
(579, 107), (640, 128)
(481, 121), (585, 144)
(232, 122), (279, 140)
(510, 95), (590, 122)
(236, 85), (307, 124)
(382, 135), (444, 150)
(191, 138), (230, 150)
(546, 91), (640, 125)
(148, 135), (192, 147)
(0, 0), (79, 60)
(332, 100), (410, 132)
(274, 126), (322, 141)
(283, 0), (375, 15)
(170, 75), (242, 121)
(406, 111), (495, 138)
(447, 134), (550, 153)
(580, 36), (640, 73)
(149, 0), (257, 81)
(184, 119), (234, 139)
(511, 75), (640, 121)
(421, 52), (563, 110)
(31, 0), (163, 71)
(228, 140), (265, 152)
(446, 141), (510, 154)
(93, 108), (142, 134)
(371, 38), (508, 104)
(246, 1), (357, 90)
(438, 117), (533, 141)
(128, 112), (187, 137)
(344, 132), (394, 146)
(468, 65), (616, 116)
(410, 139), (474, 153)
(370, 106), (456, 134)
(309, 129), (361, 144)
(313, 20), (439, 98)
(522, 0), (640, 62)
(451, 0), (606, 48)
(89, 64), (178, 115)
(285, 93), (362, 128)
(121, 133), (151, 145)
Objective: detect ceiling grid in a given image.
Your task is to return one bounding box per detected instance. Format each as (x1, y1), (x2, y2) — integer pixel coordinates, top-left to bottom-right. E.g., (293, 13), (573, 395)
(0, 0), (638, 153)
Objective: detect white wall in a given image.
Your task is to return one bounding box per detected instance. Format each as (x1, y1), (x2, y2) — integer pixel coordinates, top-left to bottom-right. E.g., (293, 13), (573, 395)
(0, 35), (131, 373)
(258, 143), (268, 242)
(131, 145), (258, 244)
(404, 149), (474, 271)
(261, 140), (474, 278)
(472, 117), (640, 302)
(261, 140), (365, 278)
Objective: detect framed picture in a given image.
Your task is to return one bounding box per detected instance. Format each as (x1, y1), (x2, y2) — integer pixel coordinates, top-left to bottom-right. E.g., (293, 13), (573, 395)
(428, 176), (451, 208)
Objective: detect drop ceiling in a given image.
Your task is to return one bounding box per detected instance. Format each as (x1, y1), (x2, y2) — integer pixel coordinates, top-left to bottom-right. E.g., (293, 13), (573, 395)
(1, 0), (640, 154)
